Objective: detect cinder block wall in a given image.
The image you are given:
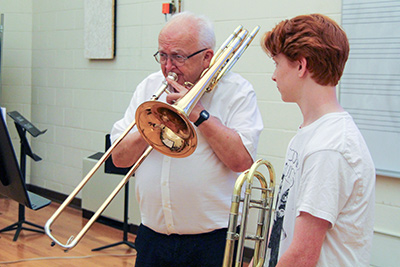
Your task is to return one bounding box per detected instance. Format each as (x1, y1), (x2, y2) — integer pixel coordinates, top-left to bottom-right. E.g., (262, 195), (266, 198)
(0, 1), (399, 266)
(0, 0), (33, 182)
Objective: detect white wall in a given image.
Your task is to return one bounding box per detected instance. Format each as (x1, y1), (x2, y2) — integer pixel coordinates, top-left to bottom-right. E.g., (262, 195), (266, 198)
(0, 0), (33, 181)
(0, 0), (399, 266)
(371, 174), (400, 266)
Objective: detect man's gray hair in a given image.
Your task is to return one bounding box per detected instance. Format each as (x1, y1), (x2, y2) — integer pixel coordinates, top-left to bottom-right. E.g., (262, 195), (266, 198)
(168, 11), (216, 50)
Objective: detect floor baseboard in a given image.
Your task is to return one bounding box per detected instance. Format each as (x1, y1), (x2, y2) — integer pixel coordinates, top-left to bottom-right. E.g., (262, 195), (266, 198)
(27, 184), (81, 209)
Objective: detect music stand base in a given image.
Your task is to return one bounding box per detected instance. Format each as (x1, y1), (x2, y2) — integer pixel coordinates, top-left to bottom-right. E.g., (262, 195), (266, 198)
(91, 181), (135, 252)
(0, 220), (45, 241)
(92, 240), (135, 251)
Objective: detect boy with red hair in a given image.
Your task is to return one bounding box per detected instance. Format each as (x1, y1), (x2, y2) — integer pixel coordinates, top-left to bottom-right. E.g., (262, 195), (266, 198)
(258, 14), (375, 267)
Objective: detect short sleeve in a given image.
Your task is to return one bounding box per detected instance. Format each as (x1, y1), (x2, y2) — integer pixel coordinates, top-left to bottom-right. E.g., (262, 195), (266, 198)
(297, 150), (355, 227)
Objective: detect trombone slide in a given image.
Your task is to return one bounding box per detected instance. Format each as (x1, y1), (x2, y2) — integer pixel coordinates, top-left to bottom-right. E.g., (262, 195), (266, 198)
(223, 159), (275, 267)
(44, 73), (177, 251)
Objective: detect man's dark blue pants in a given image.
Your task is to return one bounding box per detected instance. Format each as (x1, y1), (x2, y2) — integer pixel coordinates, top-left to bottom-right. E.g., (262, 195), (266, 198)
(134, 224), (238, 267)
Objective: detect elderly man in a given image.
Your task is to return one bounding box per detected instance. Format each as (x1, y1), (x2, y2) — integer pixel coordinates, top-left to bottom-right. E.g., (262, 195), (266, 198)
(111, 11), (263, 266)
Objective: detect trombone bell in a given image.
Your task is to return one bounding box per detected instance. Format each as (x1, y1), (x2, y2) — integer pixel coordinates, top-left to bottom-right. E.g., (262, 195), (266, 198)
(135, 101), (197, 157)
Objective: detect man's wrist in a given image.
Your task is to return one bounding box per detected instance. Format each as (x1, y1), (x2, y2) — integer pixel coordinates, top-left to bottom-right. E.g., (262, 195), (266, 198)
(194, 110), (210, 127)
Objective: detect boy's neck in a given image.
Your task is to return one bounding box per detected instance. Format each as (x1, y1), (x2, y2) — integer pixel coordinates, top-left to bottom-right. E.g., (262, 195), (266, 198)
(298, 84), (344, 128)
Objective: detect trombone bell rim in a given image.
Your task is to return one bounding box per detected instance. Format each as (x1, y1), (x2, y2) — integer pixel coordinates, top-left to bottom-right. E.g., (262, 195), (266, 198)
(135, 100), (197, 158)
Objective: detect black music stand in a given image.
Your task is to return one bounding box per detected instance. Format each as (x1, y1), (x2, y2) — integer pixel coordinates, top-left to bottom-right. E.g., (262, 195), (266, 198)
(91, 134), (135, 251)
(0, 110), (50, 241)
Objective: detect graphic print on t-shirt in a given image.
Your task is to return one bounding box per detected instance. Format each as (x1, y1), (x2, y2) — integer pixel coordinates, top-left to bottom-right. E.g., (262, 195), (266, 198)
(268, 148), (298, 267)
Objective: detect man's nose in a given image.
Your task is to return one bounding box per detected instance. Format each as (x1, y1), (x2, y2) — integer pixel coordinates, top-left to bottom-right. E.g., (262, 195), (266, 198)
(165, 57), (175, 69)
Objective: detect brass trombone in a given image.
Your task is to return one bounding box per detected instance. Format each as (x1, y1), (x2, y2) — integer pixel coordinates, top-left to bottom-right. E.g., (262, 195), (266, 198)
(223, 159), (275, 267)
(44, 25), (260, 251)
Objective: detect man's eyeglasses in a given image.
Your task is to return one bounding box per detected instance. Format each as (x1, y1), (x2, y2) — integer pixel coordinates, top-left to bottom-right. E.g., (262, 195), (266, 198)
(153, 48), (208, 66)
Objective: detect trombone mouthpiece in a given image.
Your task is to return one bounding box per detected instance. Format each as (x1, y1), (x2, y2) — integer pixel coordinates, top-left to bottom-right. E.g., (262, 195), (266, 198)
(167, 72), (178, 81)
(151, 72), (178, 100)
(164, 72), (178, 94)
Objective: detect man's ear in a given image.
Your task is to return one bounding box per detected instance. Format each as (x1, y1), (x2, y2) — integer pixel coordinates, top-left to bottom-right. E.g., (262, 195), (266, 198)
(204, 49), (214, 67)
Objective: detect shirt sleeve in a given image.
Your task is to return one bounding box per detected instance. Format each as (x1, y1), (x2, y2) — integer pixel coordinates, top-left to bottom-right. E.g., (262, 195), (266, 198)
(224, 76), (263, 160)
(110, 93), (138, 144)
(110, 75), (153, 144)
(296, 150), (355, 228)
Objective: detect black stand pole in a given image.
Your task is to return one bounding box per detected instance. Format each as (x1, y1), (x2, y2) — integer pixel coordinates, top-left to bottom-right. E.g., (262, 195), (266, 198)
(92, 180), (135, 251)
(0, 126), (45, 241)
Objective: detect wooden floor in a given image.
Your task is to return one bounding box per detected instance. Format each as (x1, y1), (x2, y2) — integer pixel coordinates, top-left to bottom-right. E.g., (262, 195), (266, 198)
(0, 195), (137, 266)
(0, 195), (250, 266)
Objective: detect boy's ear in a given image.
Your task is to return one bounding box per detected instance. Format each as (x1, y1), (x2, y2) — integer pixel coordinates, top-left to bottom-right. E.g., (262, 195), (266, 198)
(298, 57), (307, 77)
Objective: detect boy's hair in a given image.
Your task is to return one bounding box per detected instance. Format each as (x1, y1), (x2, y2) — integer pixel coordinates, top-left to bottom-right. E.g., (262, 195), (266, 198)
(261, 14), (349, 86)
